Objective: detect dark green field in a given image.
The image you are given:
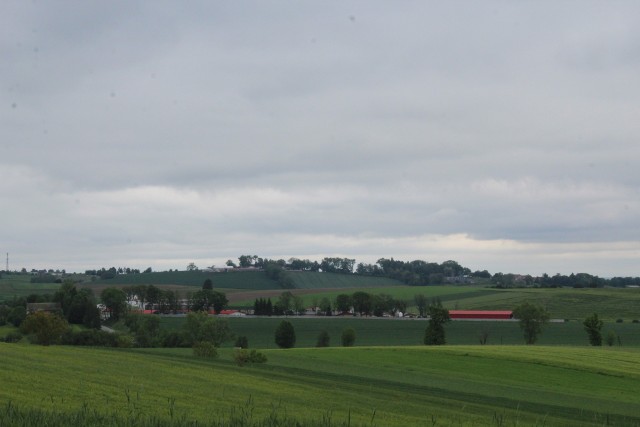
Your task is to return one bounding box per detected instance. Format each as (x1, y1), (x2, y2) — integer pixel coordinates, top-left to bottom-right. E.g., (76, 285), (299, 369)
(159, 316), (640, 348)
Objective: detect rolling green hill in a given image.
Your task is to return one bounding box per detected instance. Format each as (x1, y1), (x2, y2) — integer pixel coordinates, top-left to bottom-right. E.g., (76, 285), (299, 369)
(1, 343), (639, 426)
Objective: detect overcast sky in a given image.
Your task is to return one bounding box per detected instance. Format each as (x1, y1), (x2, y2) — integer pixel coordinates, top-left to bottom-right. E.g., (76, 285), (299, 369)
(2, 1), (640, 276)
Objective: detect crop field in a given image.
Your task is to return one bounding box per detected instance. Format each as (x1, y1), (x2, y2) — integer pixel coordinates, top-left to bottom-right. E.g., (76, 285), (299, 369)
(159, 316), (640, 348)
(287, 271), (403, 289)
(1, 343), (639, 426)
(97, 270), (278, 290)
(0, 274), (61, 302)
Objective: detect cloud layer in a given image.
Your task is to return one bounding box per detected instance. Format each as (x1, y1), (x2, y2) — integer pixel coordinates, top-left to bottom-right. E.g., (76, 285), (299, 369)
(2, 2), (640, 276)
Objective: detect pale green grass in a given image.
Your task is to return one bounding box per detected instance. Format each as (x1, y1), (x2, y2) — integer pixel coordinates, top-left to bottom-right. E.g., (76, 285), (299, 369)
(2, 343), (640, 426)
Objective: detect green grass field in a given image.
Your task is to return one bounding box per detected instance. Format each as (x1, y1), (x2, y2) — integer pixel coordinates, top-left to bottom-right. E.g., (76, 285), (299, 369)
(1, 343), (639, 426)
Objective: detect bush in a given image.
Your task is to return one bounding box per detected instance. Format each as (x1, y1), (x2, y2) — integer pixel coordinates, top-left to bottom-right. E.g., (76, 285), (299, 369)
(233, 349), (267, 366)
(161, 331), (190, 348)
(60, 329), (119, 347)
(605, 330), (617, 346)
(341, 328), (356, 347)
(632, 319), (639, 324)
(20, 311), (69, 346)
(274, 320), (296, 349)
(616, 318), (624, 323)
(3, 331), (23, 343)
(316, 330), (330, 347)
(193, 341), (218, 358)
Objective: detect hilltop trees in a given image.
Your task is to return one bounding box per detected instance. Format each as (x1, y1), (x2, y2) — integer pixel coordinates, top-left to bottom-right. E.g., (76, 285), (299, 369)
(513, 302), (549, 344)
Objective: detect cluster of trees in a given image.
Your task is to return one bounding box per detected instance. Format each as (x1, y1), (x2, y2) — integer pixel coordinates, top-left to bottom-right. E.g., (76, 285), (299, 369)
(253, 291), (305, 316)
(492, 272), (640, 289)
(333, 291), (407, 317)
(356, 258), (475, 285)
(53, 281), (101, 328)
(0, 281), (101, 330)
(101, 281), (230, 319)
(0, 300), (28, 328)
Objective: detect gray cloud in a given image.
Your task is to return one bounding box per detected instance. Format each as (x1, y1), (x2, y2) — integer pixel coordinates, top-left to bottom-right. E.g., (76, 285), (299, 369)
(2, 1), (640, 276)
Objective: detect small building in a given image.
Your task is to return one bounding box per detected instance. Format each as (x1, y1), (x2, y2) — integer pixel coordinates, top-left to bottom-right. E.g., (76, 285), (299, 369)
(26, 303), (62, 315)
(449, 310), (513, 320)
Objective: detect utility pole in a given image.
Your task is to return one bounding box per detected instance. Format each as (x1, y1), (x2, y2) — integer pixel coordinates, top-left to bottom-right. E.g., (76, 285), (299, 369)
(5, 252), (8, 272)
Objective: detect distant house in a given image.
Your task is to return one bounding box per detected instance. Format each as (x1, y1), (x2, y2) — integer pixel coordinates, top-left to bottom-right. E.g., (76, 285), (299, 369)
(448, 310), (513, 320)
(26, 303), (62, 315)
(215, 309), (245, 316)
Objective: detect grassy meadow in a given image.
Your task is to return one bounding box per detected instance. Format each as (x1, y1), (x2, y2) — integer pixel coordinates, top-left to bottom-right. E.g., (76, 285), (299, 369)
(1, 343), (640, 426)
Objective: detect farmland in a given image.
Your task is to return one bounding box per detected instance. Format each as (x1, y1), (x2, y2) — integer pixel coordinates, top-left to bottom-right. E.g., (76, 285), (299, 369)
(1, 343), (640, 426)
(4, 271), (640, 425)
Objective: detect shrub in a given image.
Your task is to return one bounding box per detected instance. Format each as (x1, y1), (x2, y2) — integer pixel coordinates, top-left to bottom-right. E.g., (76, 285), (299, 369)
(274, 320), (296, 349)
(116, 334), (134, 348)
(235, 335), (249, 349)
(20, 311), (69, 346)
(161, 331), (190, 348)
(316, 330), (330, 347)
(193, 341), (218, 358)
(605, 330), (617, 346)
(60, 329), (118, 347)
(616, 318), (623, 323)
(341, 328), (356, 347)
(632, 319), (639, 324)
(233, 349), (267, 366)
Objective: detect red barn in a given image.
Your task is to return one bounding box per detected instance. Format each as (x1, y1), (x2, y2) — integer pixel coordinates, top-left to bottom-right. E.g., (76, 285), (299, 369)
(448, 310), (513, 320)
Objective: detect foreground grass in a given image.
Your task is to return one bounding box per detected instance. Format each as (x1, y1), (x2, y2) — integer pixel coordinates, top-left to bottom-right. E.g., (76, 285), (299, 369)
(2, 343), (640, 426)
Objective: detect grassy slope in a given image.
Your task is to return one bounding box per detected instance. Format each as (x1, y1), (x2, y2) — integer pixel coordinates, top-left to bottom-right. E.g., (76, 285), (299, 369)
(1, 343), (639, 426)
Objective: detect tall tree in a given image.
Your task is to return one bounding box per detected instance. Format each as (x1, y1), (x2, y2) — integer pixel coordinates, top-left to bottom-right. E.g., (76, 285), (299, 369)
(352, 291), (372, 316)
(424, 299), (450, 345)
(335, 294), (352, 314)
(275, 320), (296, 348)
(100, 287), (127, 320)
(513, 302), (549, 344)
(583, 313), (604, 346)
(414, 294), (428, 317)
